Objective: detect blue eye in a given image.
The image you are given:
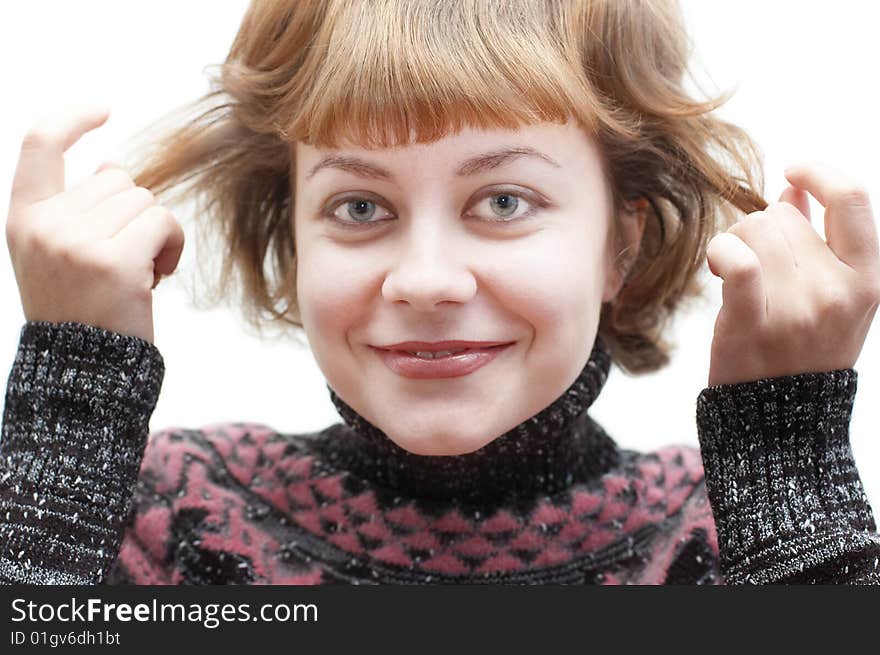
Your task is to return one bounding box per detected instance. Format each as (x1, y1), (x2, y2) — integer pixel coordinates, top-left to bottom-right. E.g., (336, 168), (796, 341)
(328, 198), (393, 225)
(481, 193), (533, 221)
(324, 189), (543, 228)
(347, 199), (374, 221)
(489, 194), (518, 217)
(322, 197), (386, 228)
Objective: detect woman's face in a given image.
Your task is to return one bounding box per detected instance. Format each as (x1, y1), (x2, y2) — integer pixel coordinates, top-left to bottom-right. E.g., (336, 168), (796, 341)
(292, 120), (627, 455)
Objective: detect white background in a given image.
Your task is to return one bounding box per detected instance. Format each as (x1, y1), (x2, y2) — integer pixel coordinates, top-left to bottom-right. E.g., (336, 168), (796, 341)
(1, 1), (878, 511)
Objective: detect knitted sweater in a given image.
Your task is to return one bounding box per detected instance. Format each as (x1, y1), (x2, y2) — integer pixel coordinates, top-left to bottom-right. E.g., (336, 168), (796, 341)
(1, 321), (878, 584)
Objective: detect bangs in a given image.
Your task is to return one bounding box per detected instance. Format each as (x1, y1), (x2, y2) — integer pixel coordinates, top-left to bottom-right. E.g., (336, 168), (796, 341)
(277, 0), (603, 148)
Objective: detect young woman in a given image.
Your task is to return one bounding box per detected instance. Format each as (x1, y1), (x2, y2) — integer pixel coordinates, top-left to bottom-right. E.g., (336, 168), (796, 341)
(2, 0), (879, 585)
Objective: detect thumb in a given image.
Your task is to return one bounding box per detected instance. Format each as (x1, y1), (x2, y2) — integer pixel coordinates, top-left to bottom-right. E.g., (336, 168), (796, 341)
(94, 160), (120, 174)
(779, 185), (811, 221)
(706, 232), (767, 323)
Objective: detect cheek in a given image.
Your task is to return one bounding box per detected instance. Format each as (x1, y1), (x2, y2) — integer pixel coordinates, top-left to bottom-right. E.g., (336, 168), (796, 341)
(486, 233), (605, 338)
(296, 243), (371, 346)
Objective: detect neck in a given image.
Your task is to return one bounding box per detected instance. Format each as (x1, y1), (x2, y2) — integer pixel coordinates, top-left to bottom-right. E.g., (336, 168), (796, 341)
(317, 336), (620, 512)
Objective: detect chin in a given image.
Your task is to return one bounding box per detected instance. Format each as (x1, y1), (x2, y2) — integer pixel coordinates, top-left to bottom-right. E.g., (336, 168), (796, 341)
(384, 422), (499, 457)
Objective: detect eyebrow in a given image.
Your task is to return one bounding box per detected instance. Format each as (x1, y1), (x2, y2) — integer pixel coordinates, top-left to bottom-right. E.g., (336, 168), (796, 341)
(304, 146), (562, 182)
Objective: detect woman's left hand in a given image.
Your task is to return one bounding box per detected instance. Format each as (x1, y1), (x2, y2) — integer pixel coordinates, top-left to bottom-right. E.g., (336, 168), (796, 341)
(705, 162), (880, 387)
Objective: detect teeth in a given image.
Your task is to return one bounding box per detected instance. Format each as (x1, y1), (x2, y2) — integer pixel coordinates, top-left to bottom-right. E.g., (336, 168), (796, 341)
(409, 349), (466, 359)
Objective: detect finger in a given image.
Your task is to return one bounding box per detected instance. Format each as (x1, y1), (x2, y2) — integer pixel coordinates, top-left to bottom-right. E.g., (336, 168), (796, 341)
(727, 211), (795, 292)
(9, 104), (110, 209)
(94, 160), (120, 174)
(86, 186), (156, 238)
(64, 166), (135, 212)
(706, 232), (767, 323)
(778, 185), (811, 221)
(113, 205), (185, 279)
(763, 200), (831, 267)
(784, 162), (880, 270)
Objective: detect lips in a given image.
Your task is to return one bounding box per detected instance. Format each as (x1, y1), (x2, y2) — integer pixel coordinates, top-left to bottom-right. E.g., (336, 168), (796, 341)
(372, 342), (514, 379)
(378, 340), (514, 352)
(406, 348), (467, 359)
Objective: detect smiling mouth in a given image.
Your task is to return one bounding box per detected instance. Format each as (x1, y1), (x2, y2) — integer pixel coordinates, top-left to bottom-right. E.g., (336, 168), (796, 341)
(408, 349), (465, 359)
(399, 345), (507, 359)
(374, 341), (514, 358)
(371, 342), (515, 379)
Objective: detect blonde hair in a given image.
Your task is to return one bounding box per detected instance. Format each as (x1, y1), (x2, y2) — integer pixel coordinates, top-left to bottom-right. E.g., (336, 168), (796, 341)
(126, 0), (766, 374)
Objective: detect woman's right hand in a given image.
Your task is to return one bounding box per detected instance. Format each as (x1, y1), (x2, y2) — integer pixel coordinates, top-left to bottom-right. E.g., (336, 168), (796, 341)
(4, 105), (185, 344)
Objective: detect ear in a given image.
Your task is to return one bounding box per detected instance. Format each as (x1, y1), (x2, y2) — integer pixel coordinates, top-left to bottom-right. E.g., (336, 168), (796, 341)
(602, 198), (648, 303)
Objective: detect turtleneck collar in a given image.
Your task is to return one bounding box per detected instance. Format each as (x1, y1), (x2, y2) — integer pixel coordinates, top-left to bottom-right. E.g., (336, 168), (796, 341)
(317, 336), (620, 510)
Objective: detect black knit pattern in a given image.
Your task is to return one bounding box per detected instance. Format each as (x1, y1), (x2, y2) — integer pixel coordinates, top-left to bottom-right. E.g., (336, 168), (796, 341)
(696, 369), (880, 584)
(0, 322), (164, 583)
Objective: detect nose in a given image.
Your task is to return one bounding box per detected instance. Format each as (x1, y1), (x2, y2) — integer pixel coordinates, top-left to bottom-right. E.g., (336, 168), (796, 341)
(381, 226), (478, 311)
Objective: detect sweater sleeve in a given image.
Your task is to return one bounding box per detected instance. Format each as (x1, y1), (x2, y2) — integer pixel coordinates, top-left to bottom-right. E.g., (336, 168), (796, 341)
(0, 321), (164, 584)
(696, 368), (880, 584)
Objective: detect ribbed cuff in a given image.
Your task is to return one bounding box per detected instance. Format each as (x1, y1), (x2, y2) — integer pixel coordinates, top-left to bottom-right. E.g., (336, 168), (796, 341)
(696, 368), (878, 584)
(13, 320), (163, 414)
(0, 321), (164, 583)
(3, 321), (164, 480)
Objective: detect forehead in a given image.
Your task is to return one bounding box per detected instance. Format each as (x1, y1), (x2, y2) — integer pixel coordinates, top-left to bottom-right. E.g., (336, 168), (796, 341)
(292, 120), (603, 181)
